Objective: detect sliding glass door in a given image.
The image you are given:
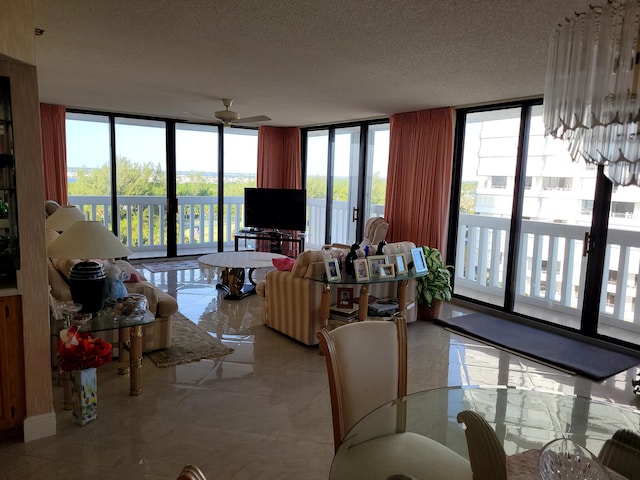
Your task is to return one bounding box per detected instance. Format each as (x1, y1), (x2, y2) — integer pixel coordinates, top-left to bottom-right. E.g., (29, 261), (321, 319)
(304, 122), (389, 249)
(452, 101), (640, 348)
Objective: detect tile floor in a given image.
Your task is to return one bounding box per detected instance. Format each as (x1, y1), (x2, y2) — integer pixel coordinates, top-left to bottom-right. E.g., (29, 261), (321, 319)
(1, 264), (640, 479)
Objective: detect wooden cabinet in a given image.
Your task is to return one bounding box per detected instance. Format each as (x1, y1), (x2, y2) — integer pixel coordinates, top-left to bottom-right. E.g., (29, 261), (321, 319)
(0, 295), (25, 437)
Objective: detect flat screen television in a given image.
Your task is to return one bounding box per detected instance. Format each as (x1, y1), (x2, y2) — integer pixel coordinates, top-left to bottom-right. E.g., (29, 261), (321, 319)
(244, 188), (307, 232)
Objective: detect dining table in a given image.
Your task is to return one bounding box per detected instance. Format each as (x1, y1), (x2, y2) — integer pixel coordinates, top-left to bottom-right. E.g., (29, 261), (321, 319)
(330, 385), (640, 480)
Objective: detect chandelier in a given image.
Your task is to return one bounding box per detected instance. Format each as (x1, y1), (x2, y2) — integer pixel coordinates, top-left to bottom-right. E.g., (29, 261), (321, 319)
(543, 0), (640, 186)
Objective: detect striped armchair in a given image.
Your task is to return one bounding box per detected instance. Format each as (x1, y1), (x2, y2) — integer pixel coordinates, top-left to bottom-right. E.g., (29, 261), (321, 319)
(256, 241), (417, 346)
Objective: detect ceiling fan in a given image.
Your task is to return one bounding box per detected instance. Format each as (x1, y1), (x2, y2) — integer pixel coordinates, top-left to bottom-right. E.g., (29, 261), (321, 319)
(189, 99), (271, 127)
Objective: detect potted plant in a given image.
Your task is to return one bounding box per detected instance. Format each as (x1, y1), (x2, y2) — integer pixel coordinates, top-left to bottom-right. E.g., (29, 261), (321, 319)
(416, 246), (453, 320)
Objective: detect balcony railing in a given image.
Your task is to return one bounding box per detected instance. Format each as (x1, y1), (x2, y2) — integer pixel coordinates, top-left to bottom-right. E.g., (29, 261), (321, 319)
(70, 196), (639, 340)
(69, 195), (384, 255)
(456, 213), (640, 340)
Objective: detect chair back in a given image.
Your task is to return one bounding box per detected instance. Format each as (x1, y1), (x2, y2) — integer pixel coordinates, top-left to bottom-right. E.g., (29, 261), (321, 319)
(177, 464), (207, 480)
(362, 217), (389, 248)
(456, 410), (507, 480)
(317, 317), (408, 450)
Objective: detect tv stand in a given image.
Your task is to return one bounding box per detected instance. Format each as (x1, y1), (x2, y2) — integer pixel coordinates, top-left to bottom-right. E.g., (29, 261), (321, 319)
(234, 230), (305, 256)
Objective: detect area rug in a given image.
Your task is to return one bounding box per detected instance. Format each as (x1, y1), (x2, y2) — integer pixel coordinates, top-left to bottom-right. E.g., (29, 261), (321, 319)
(438, 313), (640, 381)
(141, 259), (200, 273)
(147, 312), (234, 367)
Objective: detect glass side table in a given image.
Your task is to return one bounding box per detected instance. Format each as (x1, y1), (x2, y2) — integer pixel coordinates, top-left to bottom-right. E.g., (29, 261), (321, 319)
(307, 270), (427, 328)
(51, 309), (155, 402)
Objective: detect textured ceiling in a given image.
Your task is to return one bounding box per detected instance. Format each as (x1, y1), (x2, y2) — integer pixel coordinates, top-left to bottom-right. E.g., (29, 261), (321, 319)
(33, 0), (593, 127)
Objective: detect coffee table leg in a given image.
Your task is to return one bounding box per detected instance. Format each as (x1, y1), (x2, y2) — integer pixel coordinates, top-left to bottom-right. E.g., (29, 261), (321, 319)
(129, 325), (143, 396)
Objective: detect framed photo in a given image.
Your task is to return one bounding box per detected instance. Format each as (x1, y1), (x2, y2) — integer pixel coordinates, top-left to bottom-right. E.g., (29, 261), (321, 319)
(390, 253), (407, 275)
(379, 263), (395, 278)
(324, 258), (341, 281)
(354, 258), (370, 281)
(367, 255), (388, 277)
(337, 287), (354, 309)
(411, 247), (428, 274)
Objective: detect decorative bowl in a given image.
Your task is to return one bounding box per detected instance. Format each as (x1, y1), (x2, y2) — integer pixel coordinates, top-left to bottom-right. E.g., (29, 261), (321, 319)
(104, 293), (147, 320)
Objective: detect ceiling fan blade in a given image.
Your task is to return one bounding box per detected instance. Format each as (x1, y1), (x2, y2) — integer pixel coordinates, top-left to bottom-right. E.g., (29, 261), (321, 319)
(236, 115), (271, 124)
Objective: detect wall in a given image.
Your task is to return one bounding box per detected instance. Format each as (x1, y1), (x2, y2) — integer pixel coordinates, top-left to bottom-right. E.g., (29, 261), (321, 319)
(0, 0), (37, 65)
(0, 0), (56, 441)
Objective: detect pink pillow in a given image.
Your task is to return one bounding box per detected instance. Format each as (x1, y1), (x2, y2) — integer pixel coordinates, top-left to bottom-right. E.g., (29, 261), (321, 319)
(122, 271), (142, 283)
(272, 257), (295, 271)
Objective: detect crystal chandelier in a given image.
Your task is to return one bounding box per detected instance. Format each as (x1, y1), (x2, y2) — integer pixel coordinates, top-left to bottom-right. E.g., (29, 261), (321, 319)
(543, 0), (640, 186)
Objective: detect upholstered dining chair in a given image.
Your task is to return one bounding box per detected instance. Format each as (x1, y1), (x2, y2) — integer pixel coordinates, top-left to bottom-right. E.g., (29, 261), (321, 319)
(317, 317), (408, 451)
(320, 318), (473, 479)
(177, 464), (208, 480)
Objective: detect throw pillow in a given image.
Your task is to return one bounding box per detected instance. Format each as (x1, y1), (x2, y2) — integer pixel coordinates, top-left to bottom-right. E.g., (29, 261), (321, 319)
(272, 257), (295, 271)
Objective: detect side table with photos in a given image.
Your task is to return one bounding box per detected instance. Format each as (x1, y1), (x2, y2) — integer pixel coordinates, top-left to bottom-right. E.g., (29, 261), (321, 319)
(310, 247), (429, 328)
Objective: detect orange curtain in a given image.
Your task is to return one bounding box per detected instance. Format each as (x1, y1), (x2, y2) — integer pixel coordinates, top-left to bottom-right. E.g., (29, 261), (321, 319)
(385, 107), (454, 254)
(257, 126), (301, 189)
(40, 103), (68, 204)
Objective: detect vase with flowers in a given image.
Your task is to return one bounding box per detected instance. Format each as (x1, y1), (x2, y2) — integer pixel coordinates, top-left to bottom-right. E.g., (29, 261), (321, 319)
(57, 326), (112, 425)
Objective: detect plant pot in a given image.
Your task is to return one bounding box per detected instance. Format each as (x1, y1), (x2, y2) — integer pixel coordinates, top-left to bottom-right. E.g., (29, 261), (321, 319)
(70, 367), (97, 425)
(417, 301), (442, 321)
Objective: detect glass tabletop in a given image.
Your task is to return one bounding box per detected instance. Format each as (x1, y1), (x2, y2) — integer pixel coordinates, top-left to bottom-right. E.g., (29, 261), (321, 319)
(51, 309), (154, 336)
(331, 386), (640, 480)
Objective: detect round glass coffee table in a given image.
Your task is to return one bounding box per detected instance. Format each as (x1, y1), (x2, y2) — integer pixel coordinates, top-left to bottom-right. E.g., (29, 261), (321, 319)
(198, 251), (287, 300)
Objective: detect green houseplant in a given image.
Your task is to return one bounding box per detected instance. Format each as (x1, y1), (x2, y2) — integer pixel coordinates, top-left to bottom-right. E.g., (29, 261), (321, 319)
(416, 246), (453, 319)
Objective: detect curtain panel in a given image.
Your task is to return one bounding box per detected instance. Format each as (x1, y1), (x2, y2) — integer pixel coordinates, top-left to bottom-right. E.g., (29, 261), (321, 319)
(385, 107), (454, 254)
(257, 126), (301, 189)
(40, 103), (68, 204)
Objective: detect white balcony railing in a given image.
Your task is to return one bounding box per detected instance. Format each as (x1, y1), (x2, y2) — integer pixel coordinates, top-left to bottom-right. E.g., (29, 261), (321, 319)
(69, 195), (384, 255)
(456, 213), (640, 340)
(70, 196), (639, 341)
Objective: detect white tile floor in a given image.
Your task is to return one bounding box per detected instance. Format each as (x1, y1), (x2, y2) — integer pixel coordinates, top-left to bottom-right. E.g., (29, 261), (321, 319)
(1, 264), (639, 479)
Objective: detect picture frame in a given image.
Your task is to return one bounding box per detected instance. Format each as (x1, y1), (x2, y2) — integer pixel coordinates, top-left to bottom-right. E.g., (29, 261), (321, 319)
(354, 258), (370, 281)
(367, 254), (388, 277)
(411, 247), (428, 274)
(389, 253), (408, 276)
(378, 263), (395, 278)
(324, 258), (341, 281)
(337, 287), (354, 309)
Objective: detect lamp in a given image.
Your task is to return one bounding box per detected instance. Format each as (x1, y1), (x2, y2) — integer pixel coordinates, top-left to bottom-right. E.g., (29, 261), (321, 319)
(47, 221), (132, 313)
(45, 205), (85, 232)
(543, 0), (640, 186)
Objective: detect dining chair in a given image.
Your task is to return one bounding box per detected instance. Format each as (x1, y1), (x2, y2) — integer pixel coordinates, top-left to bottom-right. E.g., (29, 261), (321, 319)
(177, 464), (208, 480)
(317, 316), (408, 451)
(321, 318), (473, 479)
(456, 410), (540, 479)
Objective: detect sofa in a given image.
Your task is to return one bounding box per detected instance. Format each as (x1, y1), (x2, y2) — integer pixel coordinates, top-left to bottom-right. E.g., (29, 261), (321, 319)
(46, 228), (178, 352)
(256, 241), (417, 346)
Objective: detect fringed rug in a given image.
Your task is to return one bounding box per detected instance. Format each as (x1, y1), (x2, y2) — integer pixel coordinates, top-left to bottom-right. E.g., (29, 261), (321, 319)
(141, 259), (200, 273)
(147, 312), (234, 367)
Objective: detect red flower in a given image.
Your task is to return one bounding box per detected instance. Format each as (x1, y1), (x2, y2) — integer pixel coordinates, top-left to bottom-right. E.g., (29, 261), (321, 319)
(57, 330), (112, 372)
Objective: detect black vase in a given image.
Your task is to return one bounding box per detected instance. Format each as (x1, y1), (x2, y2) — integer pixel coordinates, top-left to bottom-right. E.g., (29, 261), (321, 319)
(345, 243), (360, 276)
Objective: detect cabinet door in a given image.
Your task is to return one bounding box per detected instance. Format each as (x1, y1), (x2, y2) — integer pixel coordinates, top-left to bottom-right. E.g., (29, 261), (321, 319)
(0, 295), (25, 435)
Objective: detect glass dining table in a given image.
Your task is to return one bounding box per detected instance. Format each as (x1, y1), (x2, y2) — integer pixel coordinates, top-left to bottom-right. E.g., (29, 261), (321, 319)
(330, 386), (640, 480)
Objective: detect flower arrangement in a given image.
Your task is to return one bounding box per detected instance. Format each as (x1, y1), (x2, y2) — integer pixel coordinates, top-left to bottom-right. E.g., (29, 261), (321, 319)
(57, 326), (112, 372)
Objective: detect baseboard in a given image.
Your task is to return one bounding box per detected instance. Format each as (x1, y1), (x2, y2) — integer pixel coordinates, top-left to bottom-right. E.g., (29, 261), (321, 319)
(23, 410), (56, 442)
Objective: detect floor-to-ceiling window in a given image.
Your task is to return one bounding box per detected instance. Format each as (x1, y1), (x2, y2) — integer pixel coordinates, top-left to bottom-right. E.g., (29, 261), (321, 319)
(451, 100), (640, 347)
(304, 121), (389, 249)
(65, 111), (258, 258)
(65, 112), (111, 224)
(175, 123), (219, 255)
(115, 117), (167, 257)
